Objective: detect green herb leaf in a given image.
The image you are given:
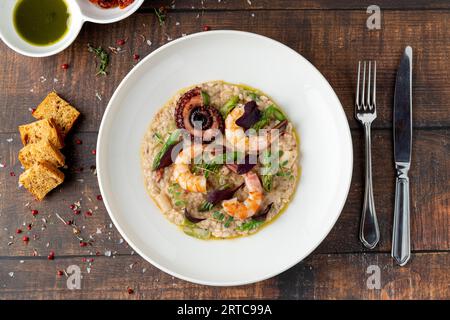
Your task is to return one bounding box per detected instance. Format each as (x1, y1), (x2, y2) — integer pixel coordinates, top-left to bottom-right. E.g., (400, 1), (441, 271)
(201, 91), (210, 105)
(261, 174), (273, 192)
(266, 105), (286, 121)
(276, 170), (292, 177)
(224, 216), (234, 228)
(212, 211), (225, 221)
(191, 153), (225, 178)
(220, 96), (239, 117)
(154, 7), (166, 26)
(174, 200), (186, 207)
(183, 225), (211, 239)
(248, 92), (259, 101)
(153, 132), (164, 144)
(252, 104), (286, 130)
(152, 129), (181, 170)
(87, 44), (109, 76)
(237, 219), (264, 231)
(199, 201), (214, 212)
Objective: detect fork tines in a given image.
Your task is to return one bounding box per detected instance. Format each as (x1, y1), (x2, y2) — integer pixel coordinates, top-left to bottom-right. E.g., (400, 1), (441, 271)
(355, 61), (377, 111)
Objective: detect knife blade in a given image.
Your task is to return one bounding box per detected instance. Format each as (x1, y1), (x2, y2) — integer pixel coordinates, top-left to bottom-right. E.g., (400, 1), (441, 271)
(394, 47), (413, 163)
(392, 46), (413, 266)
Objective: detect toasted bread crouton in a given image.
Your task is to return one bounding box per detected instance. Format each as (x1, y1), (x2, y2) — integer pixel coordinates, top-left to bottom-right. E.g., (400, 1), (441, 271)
(19, 162), (64, 201)
(33, 92), (80, 137)
(18, 139), (65, 169)
(18, 119), (64, 149)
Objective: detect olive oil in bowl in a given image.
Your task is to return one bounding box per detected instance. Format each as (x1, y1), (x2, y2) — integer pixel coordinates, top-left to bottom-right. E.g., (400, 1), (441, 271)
(13, 0), (70, 46)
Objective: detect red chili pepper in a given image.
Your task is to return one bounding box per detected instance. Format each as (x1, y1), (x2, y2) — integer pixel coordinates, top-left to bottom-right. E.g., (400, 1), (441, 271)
(80, 241), (88, 247)
(97, 195), (103, 201)
(31, 209), (38, 216)
(117, 39), (125, 46)
(61, 63), (69, 70)
(27, 224), (32, 230)
(57, 270), (64, 276)
(48, 251), (55, 260)
(127, 287), (134, 294)
(16, 229), (22, 234)
(22, 236), (29, 242)
(133, 54), (140, 60)
(202, 25), (211, 31)
(91, 149), (97, 155)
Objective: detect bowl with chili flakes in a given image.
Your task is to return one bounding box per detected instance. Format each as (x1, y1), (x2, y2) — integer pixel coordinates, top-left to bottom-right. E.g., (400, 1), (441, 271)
(77, 0), (144, 24)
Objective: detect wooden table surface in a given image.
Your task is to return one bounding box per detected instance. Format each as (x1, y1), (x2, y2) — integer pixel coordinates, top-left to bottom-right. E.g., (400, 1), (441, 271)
(0, 0), (449, 300)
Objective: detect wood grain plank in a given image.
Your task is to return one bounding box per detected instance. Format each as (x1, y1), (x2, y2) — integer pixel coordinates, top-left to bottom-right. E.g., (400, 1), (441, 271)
(0, 129), (448, 256)
(0, 132), (132, 258)
(146, 0), (450, 10)
(277, 252), (450, 299)
(323, 129), (450, 253)
(0, 252), (448, 299)
(0, 10), (449, 133)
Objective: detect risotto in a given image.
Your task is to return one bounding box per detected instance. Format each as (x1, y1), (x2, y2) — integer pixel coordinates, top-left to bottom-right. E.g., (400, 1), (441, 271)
(141, 81), (299, 239)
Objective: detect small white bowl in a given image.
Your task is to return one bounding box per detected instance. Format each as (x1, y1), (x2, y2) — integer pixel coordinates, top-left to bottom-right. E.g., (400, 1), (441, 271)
(0, 0), (144, 58)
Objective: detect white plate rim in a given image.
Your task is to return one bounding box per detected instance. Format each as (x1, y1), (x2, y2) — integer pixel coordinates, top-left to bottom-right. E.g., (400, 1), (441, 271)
(96, 30), (353, 286)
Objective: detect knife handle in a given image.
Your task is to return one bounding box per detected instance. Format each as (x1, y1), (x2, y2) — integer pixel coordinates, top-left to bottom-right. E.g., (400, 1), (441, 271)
(392, 163), (411, 266)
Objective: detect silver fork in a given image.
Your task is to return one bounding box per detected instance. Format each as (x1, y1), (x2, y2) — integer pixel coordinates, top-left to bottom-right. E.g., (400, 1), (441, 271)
(355, 61), (380, 249)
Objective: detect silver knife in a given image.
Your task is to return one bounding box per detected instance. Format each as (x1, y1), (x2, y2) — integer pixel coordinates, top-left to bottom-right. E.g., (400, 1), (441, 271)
(392, 46), (413, 266)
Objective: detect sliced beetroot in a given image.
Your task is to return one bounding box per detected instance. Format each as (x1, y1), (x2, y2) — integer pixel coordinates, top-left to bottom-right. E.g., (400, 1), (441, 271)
(235, 101), (261, 130)
(235, 154), (256, 174)
(206, 183), (244, 205)
(253, 203), (273, 222)
(153, 142), (182, 170)
(184, 208), (206, 224)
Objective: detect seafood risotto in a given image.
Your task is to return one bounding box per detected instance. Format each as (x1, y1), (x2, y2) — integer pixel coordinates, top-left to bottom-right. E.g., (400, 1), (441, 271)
(141, 81), (299, 239)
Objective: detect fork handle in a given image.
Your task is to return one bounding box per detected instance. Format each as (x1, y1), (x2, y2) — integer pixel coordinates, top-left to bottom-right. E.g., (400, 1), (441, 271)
(359, 122), (380, 249)
(392, 163), (411, 266)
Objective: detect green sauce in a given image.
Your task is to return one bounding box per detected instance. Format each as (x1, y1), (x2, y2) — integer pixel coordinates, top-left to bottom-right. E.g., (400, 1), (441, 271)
(13, 0), (70, 46)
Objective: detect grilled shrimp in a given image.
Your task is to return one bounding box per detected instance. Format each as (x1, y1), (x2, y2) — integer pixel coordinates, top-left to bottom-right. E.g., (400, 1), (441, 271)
(173, 144), (207, 193)
(225, 106), (274, 154)
(222, 172), (263, 220)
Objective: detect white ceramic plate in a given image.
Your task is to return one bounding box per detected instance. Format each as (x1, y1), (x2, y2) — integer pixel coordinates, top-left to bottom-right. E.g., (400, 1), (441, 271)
(97, 31), (353, 286)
